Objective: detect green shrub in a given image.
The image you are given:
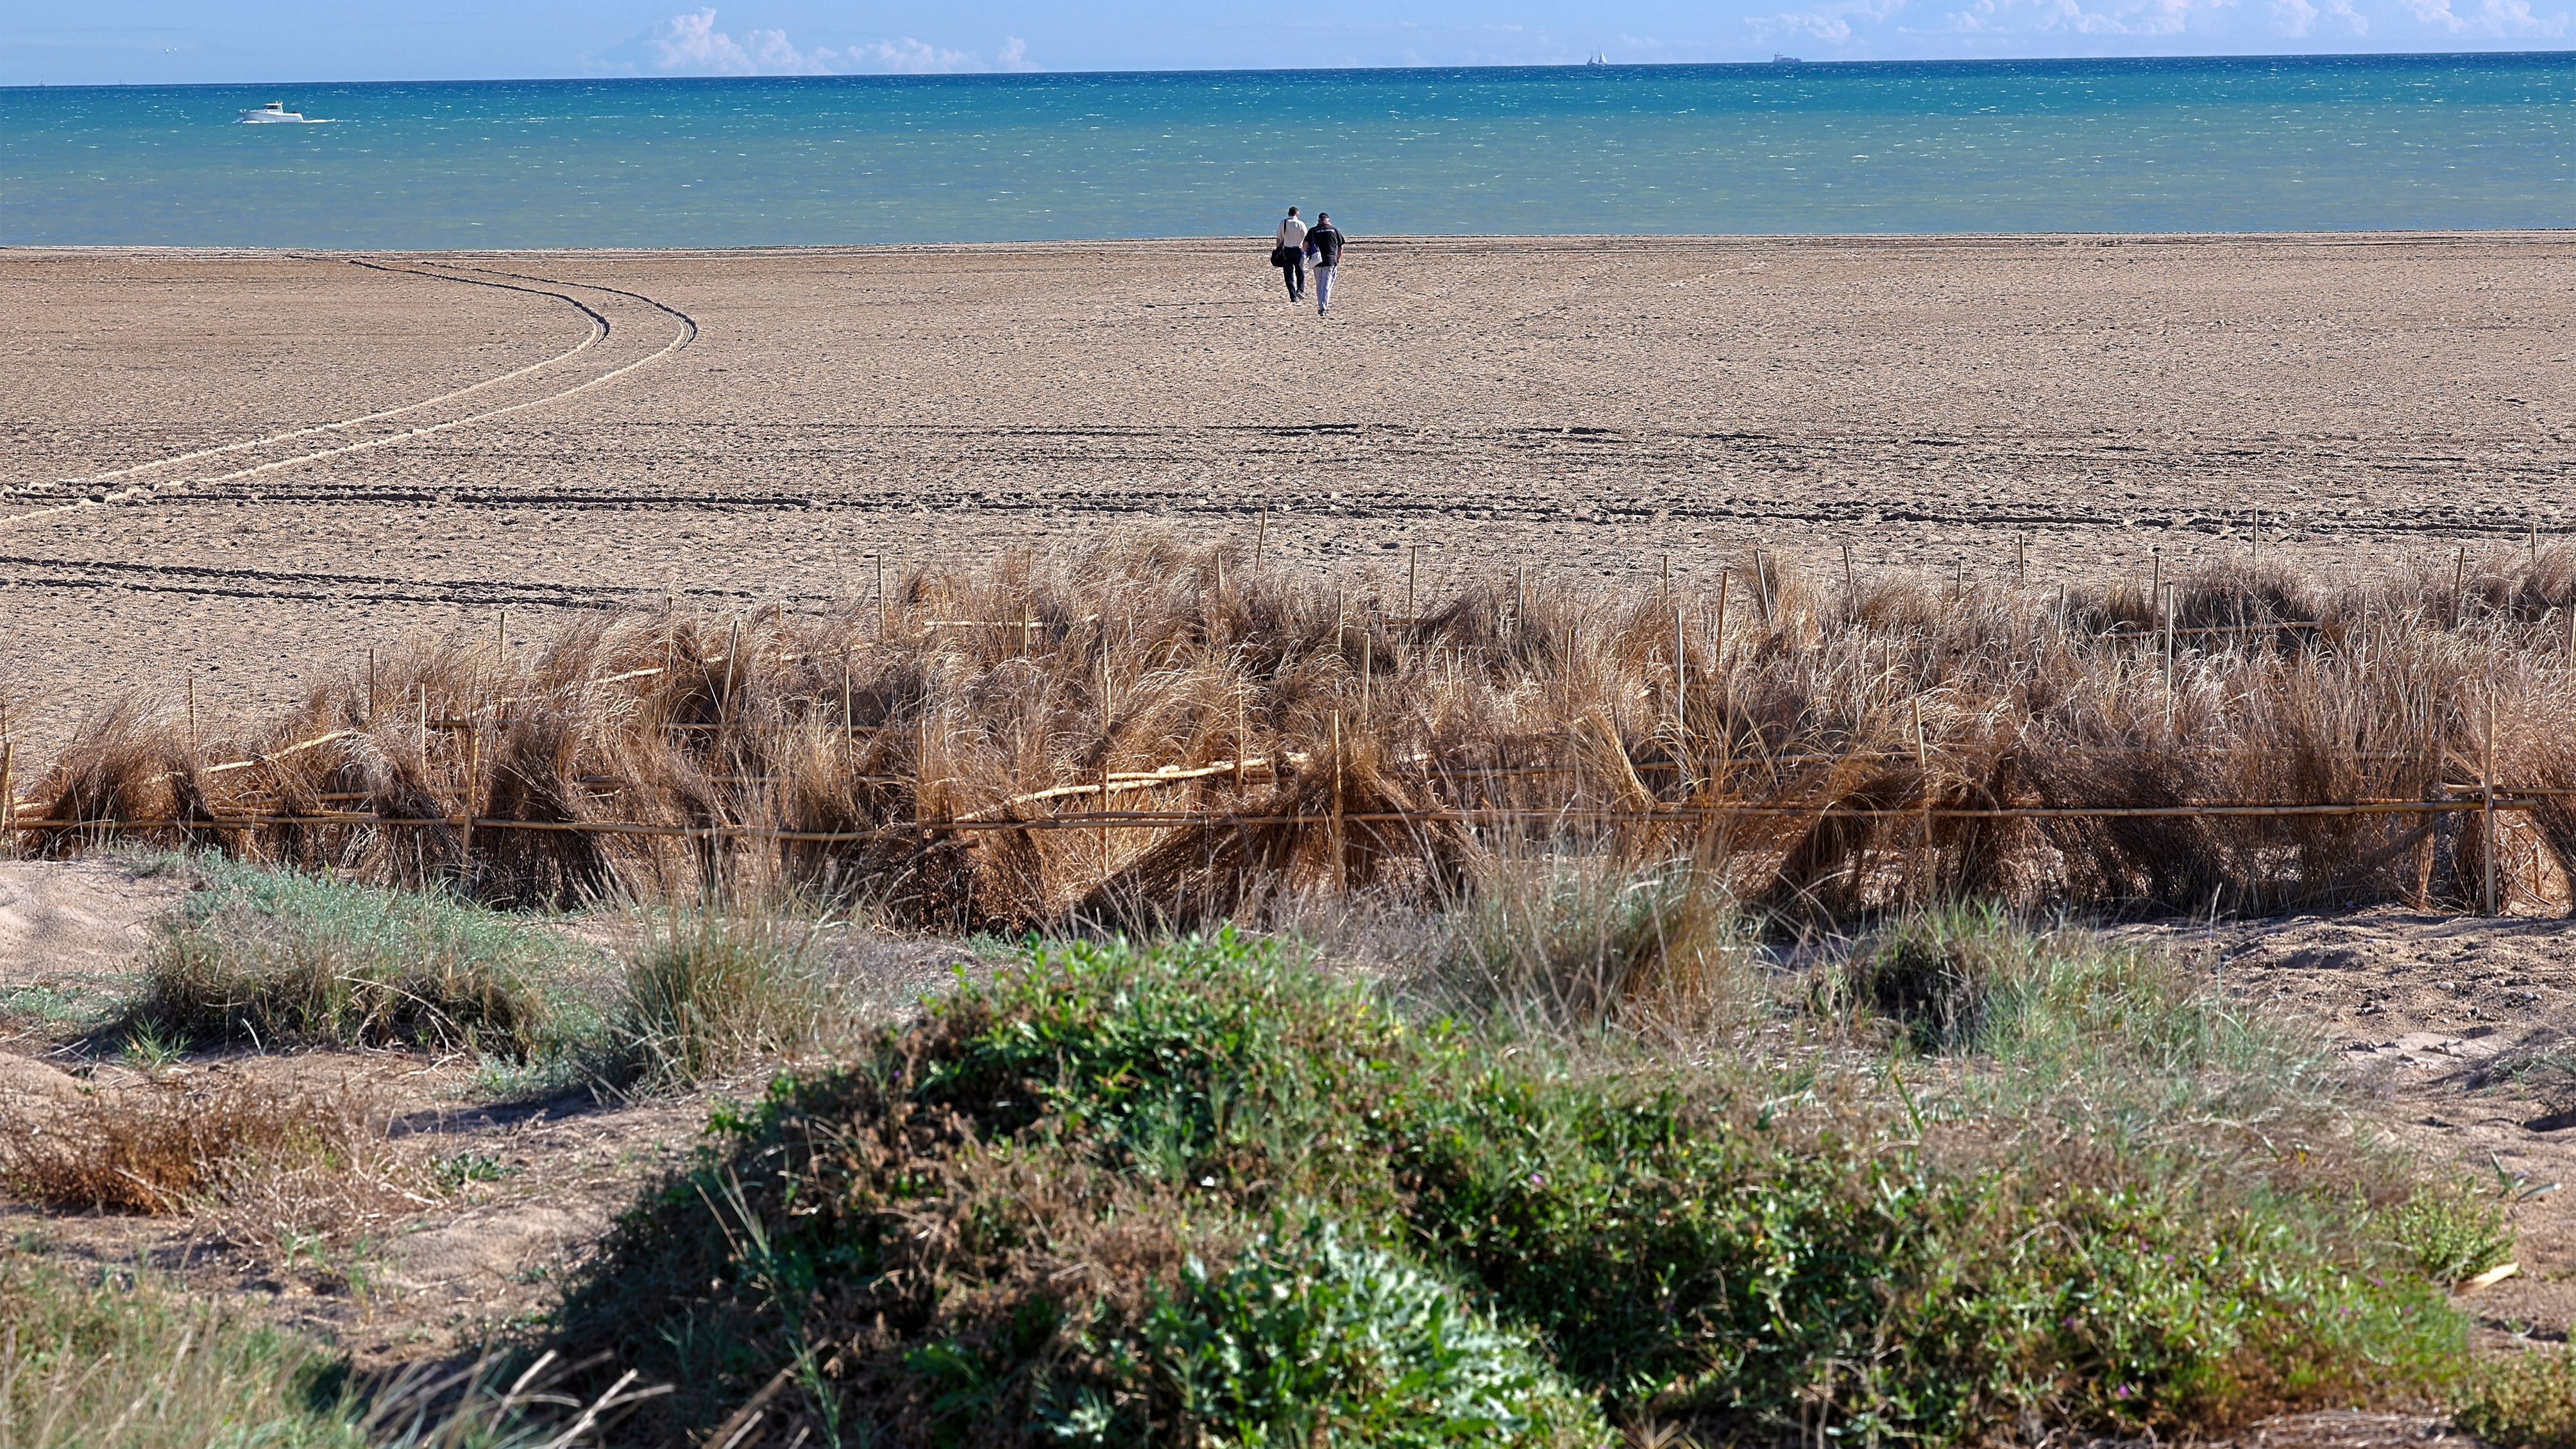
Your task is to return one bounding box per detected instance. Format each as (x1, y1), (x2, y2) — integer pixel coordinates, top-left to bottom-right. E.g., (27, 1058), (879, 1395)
(542, 930), (2467, 1446)
(133, 856), (591, 1056)
(1054, 1214), (1599, 1447)
(2457, 1348), (2576, 1449)
(2384, 1182), (2516, 1286)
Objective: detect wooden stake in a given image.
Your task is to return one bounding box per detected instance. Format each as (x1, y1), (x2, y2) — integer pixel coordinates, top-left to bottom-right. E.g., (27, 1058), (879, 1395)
(1329, 709), (1346, 891)
(1713, 571), (1731, 673)
(722, 620), (740, 729)
(2453, 545), (2468, 627)
(1407, 545), (1421, 621)
(1661, 553), (1670, 589)
(876, 555), (887, 639)
(496, 609), (507, 672)
(841, 648), (853, 745)
(367, 648), (377, 725)
(1953, 557), (1965, 601)
(2149, 548), (2161, 616)
(2015, 532), (2027, 588)
(1361, 630), (1373, 728)
(1842, 543), (1857, 621)
(2163, 583), (2178, 734)
(459, 721), (478, 879)
(1235, 693), (1247, 792)
(2485, 684), (2500, 916)
(2530, 518), (2539, 571)
(187, 675), (198, 757)
(1674, 604), (1690, 770)
(1, 741), (14, 849)
(1214, 550), (1226, 600)
(1254, 509), (1268, 570)
(1913, 693), (1932, 890)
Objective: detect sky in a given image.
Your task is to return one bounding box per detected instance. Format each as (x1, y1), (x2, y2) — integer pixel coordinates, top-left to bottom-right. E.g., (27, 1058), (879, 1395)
(3, 0), (2567, 87)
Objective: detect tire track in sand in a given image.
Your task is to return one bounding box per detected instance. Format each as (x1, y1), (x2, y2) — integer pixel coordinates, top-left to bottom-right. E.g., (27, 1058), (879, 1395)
(3, 258), (697, 526)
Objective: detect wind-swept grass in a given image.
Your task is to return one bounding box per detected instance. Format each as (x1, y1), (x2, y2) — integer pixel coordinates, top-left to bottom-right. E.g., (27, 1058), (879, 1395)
(14, 535), (2576, 929)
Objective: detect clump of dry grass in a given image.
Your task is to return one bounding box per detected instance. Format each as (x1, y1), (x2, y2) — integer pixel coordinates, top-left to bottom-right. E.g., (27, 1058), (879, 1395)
(0, 1078), (432, 1242)
(15, 534), (2576, 928)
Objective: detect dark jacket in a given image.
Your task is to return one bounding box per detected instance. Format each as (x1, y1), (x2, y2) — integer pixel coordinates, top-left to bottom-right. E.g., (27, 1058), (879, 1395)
(1305, 224), (1346, 267)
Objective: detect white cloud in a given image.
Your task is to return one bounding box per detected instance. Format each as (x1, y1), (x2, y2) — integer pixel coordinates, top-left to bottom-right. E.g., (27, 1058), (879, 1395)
(639, 10), (1027, 76)
(1932, 0), (2236, 38)
(2270, 0), (2366, 35)
(2400, 0), (2568, 30)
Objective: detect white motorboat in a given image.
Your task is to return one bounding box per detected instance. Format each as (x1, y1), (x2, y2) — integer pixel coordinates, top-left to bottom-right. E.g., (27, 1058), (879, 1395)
(237, 101), (328, 124)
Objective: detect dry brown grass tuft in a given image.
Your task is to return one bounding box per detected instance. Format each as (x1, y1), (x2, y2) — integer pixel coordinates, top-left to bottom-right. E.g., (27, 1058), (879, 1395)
(15, 534), (2576, 927)
(0, 1077), (434, 1241)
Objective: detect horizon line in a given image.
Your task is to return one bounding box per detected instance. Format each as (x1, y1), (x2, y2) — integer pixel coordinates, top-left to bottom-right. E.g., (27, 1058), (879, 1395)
(10, 45), (2576, 92)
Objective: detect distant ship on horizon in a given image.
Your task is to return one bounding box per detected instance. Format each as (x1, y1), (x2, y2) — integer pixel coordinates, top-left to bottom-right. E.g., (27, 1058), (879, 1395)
(1586, 52), (1609, 65)
(1774, 53), (1805, 62)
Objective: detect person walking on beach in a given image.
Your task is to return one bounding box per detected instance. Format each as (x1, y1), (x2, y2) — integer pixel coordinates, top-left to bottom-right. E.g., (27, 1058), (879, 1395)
(1275, 207), (1308, 303)
(1305, 211), (1346, 316)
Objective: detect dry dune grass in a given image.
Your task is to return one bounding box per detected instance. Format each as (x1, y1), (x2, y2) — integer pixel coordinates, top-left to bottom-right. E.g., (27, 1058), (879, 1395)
(7, 534), (2576, 927)
(0, 1076), (432, 1246)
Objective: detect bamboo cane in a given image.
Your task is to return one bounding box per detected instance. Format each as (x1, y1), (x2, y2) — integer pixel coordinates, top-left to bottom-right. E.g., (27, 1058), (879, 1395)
(2486, 684), (2500, 916)
(2163, 582), (2178, 734)
(1330, 709), (1345, 891)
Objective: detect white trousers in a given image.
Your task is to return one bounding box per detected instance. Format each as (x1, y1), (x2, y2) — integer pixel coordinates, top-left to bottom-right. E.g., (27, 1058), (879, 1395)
(1314, 264), (1337, 313)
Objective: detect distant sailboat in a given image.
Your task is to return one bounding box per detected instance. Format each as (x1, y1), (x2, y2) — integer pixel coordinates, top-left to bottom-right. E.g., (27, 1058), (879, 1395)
(1586, 52), (1609, 65)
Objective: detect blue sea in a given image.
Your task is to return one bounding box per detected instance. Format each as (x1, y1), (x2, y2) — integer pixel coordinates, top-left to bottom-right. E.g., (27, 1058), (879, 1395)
(4, 53), (2573, 248)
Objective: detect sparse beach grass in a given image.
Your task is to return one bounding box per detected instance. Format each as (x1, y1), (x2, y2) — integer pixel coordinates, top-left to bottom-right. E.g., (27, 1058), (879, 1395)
(128, 854), (601, 1058)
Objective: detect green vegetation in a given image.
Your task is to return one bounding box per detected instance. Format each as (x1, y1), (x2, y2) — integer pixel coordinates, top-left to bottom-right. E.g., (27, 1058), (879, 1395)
(542, 920), (2472, 1446)
(132, 856), (598, 1056)
(0, 1255), (357, 1448)
(2457, 1348), (2576, 1449)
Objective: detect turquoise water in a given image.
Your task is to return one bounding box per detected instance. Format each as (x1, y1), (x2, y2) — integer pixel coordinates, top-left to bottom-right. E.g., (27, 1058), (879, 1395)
(5, 54), (2574, 247)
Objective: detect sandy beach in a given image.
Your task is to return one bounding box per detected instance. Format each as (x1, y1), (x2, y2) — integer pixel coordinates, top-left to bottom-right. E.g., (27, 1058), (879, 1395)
(3, 232), (2569, 756)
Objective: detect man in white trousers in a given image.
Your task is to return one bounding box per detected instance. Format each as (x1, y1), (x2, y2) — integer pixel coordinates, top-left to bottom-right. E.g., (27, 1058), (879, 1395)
(1305, 212), (1346, 316)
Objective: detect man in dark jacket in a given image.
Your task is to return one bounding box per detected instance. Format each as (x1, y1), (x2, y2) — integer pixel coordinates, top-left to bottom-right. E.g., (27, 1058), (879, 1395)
(1305, 212), (1346, 316)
